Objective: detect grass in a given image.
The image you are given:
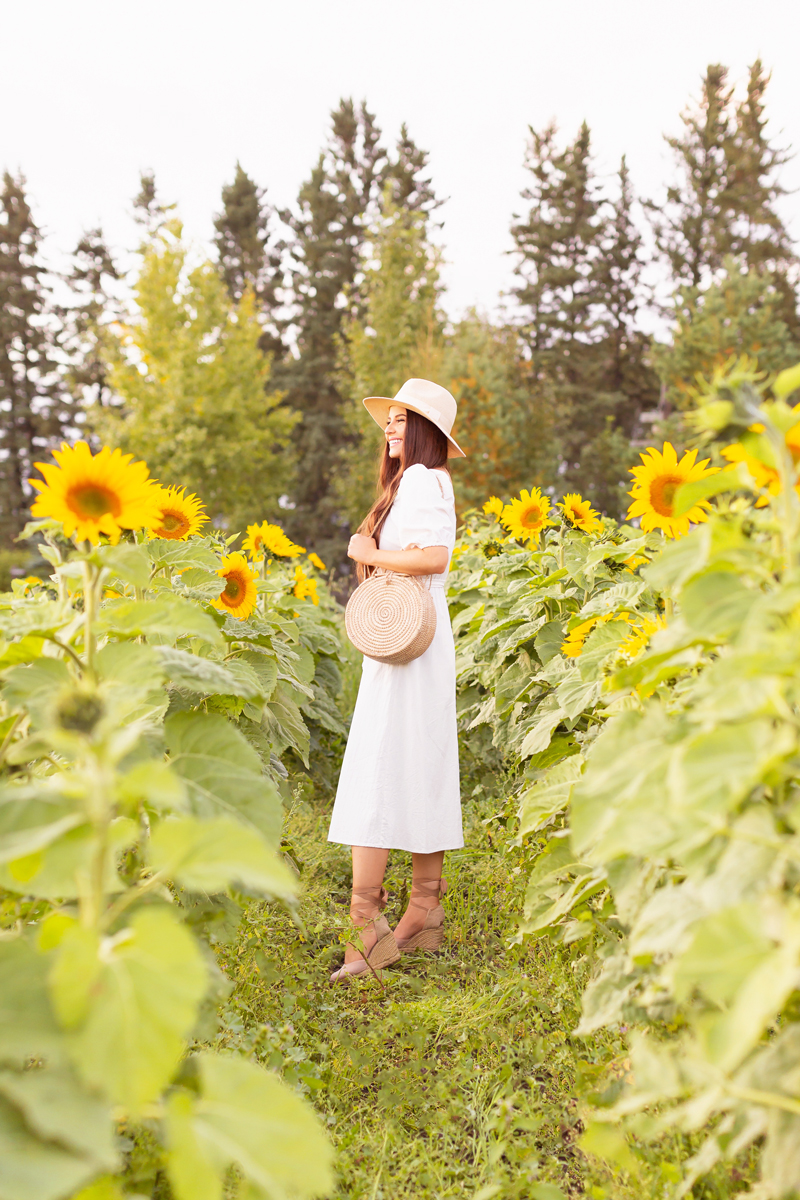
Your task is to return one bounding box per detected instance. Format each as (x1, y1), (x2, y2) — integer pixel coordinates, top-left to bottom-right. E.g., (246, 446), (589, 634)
(210, 783), (632, 1200)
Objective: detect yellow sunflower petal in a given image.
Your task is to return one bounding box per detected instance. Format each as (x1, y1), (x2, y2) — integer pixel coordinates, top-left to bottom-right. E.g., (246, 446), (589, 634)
(626, 442), (719, 539)
(150, 486), (207, 540)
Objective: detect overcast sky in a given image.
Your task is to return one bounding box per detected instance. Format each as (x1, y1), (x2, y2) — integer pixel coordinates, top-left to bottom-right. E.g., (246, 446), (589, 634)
(3, 0), (799, 318)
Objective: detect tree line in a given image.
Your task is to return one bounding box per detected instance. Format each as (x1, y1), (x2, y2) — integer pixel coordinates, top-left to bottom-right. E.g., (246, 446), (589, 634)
(1, 61), (797, 571)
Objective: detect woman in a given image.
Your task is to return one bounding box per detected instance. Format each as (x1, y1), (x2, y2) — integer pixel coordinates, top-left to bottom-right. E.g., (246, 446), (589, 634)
(328, 378), (465, 982)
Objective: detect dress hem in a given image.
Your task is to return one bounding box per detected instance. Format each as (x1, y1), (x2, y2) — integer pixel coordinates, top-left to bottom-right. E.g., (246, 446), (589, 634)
(327, 836), (465, 853)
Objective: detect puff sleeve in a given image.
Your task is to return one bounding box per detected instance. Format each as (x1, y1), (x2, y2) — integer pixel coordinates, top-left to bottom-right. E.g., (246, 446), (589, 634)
(394, 464), (454, 549)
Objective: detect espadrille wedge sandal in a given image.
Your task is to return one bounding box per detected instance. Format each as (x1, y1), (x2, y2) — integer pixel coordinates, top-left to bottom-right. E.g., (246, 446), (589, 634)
(330, 885), (400, 982)
(395, 878), (448, 953)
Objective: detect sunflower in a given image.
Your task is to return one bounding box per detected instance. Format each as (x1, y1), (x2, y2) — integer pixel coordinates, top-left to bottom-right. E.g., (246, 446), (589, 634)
(263, 523), (305, 559)
(627, 443), (719, 538)
(562, 612), (629, 658)
(308, 552), (326, 571)
(150, 485), (207, 540)
(293, 565), (319, 605)
(501, 487), (552, 543)
(29, 441), (162, 545)
(721, 416), (800, 505)
(242, 521), (267, 561)
(619, 615), (667, 659)
(212, 552), (257, 621)
(482, 538), (504, 559)
(483, 496), (504, 519)
(559, 493), (601, 533)
(562, 617), (601, 658)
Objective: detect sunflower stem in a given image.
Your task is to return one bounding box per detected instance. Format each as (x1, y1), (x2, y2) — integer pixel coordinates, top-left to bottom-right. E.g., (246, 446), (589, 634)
(665, 597), (674, 619)
(82, 559), (98, 677)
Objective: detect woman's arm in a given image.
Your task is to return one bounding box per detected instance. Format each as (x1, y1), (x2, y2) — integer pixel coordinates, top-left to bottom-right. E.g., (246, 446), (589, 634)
(347, 534), (448, 576)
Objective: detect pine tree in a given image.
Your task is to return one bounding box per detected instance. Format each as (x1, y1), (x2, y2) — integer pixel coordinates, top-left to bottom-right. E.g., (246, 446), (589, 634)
(649, 65), (734, 289)
(650, 62), (796, 298)
(591, 159), (660, 511)
(213, 163), (284, 358)
(132, 170), (173, 235)
(278, 102), (436, 567)
(63, 228), (121, 411)
(0, 172), (71, 544)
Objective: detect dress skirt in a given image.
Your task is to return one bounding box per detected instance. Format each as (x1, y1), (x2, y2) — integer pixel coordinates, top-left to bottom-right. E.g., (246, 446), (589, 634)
(327, 583), (463, 853)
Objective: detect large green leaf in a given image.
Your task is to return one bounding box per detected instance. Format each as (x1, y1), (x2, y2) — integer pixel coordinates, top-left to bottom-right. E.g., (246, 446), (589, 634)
(97, 595), (221, 646)
(165, 712), (282, 846)
(156, 648), (263, 699)
(94, 543), (151, 589)
(0, 1095), (98, 1200)
(2, 659), (72, 726)
(165, 1054), (333, 1200)
(0, 787), (83, 865)
(263, 685), (310, 766)
(150, 816), (296, 900)
(519, 755), (583, 837)
(680, 570), (758, 639)
(671, 903), (773, 1006)
(0, 939), (65, 1067)
(51, 909), (207, 1113)
(0, 1065), (117, 1171)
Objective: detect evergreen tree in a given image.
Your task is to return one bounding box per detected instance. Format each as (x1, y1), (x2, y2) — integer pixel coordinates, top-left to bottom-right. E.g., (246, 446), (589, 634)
(650, 61), (796, 301)
(385, 123), (440, 214)
(92, 218), (297, 535)
(63, 227), (121, 411)
(213, 163), (283, 357)
(132, 170), (173, 235)
(649, 64), (734, 289)
(278, 102), (436, 567)
(512, 123), (651, 514)
(0, 172), (71, 544)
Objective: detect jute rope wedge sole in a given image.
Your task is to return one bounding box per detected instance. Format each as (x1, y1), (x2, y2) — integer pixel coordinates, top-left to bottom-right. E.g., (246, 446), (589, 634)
(330, 886), (400, 983)
(395, 878), (448, 953)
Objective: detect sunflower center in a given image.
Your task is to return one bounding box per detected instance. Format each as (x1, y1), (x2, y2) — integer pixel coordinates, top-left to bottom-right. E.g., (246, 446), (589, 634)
(520, 504), (543, 528)
(67, 484), (121, 520)
(223, 573), (243, 603)
(160, 509), (190, 534)
(649, 474), (684, 516)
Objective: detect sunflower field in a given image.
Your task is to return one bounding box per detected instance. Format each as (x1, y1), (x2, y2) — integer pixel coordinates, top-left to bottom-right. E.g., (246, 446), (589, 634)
(448, 358), (800, 1197)
(4, 357), (800, 1200)
(0, 443), (346, 1199)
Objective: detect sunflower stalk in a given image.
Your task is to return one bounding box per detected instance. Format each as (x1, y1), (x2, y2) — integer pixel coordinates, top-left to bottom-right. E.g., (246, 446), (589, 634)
(82, 557), (101, 677)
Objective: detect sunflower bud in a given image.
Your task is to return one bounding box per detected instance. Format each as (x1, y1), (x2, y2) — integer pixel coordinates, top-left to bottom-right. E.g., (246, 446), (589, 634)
(55, 687), (105, 735)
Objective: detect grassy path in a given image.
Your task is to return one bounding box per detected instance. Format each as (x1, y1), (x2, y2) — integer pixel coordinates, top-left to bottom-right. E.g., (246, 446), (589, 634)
(211, 790), (627, 1199)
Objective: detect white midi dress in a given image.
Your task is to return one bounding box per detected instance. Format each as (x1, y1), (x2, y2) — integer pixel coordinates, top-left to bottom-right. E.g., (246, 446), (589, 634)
(328, 463), (464, 854)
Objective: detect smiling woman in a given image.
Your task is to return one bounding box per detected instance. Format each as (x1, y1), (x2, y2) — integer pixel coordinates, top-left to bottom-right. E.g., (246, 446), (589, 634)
(327, 378), (466, 982)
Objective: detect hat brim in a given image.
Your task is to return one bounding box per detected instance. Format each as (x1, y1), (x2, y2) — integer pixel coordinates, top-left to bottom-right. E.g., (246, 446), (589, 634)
(363, 396), (466, 458)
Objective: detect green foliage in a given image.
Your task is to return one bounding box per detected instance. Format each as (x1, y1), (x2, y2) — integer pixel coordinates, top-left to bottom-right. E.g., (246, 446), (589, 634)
(335, 191), (445, 528)
(654, 259), (798, 415)
(0, 519), (345, 1197)
(511, 129), (658, 515)
(449, 363), (800, 1197)
(91, 219), (297, 533)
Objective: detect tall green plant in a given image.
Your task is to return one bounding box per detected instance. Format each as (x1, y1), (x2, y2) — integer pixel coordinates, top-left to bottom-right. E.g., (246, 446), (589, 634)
(0, 466), (340, 1196)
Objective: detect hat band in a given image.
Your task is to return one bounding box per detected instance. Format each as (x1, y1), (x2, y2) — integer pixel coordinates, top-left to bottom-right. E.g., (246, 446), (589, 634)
(406, 398), (451, 433)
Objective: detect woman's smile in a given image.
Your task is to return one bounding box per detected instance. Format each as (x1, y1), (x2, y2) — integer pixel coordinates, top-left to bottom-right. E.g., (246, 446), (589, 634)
(385, 405), (407, 458)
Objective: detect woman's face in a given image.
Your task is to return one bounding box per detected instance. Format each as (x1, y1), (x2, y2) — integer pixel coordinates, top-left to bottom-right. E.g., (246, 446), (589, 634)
(385, 405), (407, 459)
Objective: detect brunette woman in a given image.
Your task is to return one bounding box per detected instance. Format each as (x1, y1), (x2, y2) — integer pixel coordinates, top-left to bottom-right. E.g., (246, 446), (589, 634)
(328, 378), (465, 981)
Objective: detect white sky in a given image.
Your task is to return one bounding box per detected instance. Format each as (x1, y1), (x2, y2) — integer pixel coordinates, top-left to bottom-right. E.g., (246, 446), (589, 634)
(3, 0), (799, 319)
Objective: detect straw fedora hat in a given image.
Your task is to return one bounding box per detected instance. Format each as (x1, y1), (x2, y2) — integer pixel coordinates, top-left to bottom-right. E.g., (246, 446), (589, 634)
(363, 378), (466, 458)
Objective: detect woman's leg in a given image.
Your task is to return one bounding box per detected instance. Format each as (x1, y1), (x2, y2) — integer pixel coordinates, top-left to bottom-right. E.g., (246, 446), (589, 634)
(343, 845), (390, 964)
(394, 850), (445, 942)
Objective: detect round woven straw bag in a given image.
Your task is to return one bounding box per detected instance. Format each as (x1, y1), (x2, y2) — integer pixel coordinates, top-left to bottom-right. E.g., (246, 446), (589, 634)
(345, 570), (437, 665)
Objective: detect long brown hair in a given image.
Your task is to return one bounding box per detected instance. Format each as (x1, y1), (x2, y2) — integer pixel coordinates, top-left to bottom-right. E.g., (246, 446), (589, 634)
(356, 409), (449, 580)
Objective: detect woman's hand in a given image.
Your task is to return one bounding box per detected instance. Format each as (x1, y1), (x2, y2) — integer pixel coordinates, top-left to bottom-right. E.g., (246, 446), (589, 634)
(347, 533), (378, 565)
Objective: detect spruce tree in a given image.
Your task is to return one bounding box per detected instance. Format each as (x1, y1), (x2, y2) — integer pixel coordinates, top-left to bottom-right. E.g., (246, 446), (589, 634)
(63, 227), (121, 411)
(0, 172), (71, 544)
(650, 62), (796, 298)
(278, 102), (436, 566)
(213, 163), (284, 357)
(649, 64), (734, 289)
